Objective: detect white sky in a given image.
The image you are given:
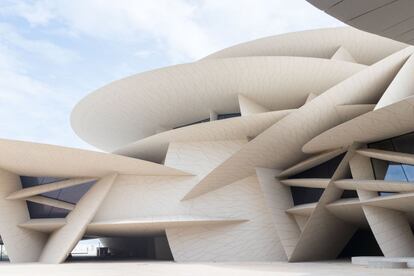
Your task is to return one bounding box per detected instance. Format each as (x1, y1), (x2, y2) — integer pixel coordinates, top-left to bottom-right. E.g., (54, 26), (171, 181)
(0, 0), (343, 151)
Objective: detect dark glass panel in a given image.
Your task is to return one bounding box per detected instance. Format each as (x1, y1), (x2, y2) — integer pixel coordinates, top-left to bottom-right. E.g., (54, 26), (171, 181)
(20, 176), (64, 188)
(20, 176), (95, 218)
(391, 132), (414, 154)
(341, 190), (358, 199)
(173, 118), (210, 129)
(42, 181), (94, 204)
(368, 139), (394, 151)
(217, 113), (241, 120)
(370, 158), (388, 180)
(288, 153), (348, 205)
(338, 229), (382, 258)
(368, 132), (414, 196)
(27, 202), (69, 219)
(378, 192), (397, 197)
(288, 153), (346, 179)
(290, 187), (324, 205)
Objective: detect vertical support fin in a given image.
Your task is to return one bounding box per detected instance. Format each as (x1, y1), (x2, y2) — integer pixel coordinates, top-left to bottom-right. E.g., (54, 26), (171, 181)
(238, 95), (269, 116)
(256, 168), (301, 259)
(0, 168), (47, 263)
(350, 151), (414, 257)
(331, 46), (357, 63)
(39, 173), (117, 263)
(288, 144), (360, 262)
(376, 53), (414, 109)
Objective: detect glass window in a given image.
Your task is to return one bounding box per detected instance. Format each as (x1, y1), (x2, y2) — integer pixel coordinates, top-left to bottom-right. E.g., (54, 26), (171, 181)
(368, 132), (414, 196)
(20, 176), (94, 218)
(217, 113), (241, 120)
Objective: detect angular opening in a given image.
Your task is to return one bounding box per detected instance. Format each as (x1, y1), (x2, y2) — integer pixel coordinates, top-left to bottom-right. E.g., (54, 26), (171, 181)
(338, 228), (382, 259)
(68, 233), (173, 262)
(0, 237), (9, 262)
(19, 176), (95, 218)
(288, 153), (348, 205)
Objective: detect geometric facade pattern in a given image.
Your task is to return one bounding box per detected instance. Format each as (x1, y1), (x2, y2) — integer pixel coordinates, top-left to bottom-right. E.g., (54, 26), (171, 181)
(2, 26), (414, 264)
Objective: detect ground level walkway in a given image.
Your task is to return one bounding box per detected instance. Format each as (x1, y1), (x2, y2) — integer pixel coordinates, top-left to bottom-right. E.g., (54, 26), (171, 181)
(1, 260), (414, 276)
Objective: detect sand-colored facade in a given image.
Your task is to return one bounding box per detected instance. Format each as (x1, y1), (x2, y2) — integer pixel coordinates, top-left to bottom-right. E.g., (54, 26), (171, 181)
(2, 26), (414, 263)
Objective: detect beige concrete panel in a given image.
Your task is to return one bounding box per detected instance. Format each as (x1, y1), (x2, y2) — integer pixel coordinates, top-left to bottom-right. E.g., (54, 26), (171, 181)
(289, 207), (356, 262)
(278, 148), (345, 178)
(72, 56), (365, 151)
(96, 174), (286, 261)
(238, 95), (270, 116)
(304, 93), (317, 104)
(335, 104), (375, 122)
(167, 176), (286, 261)
(19, 219), (66, 233)
(349, 151), (375, 179)
(303, 95), (414, 153)
(39, 174), (117, 264)
(280, 178), (329, 189)
(362, 206), (414, 257)
(357, 148), (414, 166)
(87, 216), (246, 237)
(376, 54), (414, 109)
(362, 192), (414, 212)
(183, 47), (414, 200)
(0, 139), (187, 178)
(115, 110), (291, 163)
(25, 196), (75, 211)
(326, 199), (367, 227)
(349, 151), (378, 200)
(286, 203), (317, 216)
(205, 27), (406, 65)
(165, 140), (247, 177)
(335, 179), (414, 192)
(331, 46), (357, 63)
(255, 168), (300, 259)
(7, 178), (96, 200)
(0, 168), (47, 263)
(293, 215), (308, 232)
(95, 140), (286, 262)
(288, 145), (359, 262)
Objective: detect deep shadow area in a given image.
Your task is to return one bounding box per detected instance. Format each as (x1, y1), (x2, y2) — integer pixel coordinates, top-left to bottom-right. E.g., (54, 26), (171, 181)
(338, 228), (383, 258)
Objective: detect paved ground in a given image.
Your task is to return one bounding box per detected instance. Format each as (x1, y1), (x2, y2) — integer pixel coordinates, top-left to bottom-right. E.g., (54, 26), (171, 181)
(0, 260), (414, 276)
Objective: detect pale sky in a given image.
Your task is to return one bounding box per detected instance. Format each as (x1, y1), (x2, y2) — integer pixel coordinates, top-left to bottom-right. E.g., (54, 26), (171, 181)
(0, 0), (343, 151)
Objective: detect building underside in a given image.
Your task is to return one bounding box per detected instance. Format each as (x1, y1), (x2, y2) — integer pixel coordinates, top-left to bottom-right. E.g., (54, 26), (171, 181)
(2, 11), (414, 264)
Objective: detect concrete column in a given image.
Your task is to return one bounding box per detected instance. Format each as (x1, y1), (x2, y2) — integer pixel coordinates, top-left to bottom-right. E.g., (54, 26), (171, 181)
(39, 173), (117, 263)
(0, 168), (47, 263)
(255, 167), (300, 259)
(350, 153), (414, 257)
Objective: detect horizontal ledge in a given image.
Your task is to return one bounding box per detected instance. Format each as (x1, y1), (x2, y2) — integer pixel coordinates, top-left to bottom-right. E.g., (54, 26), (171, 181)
(277, 148), (345, 178)
(280, 178), (330, 189)
(19, 218), (66, 233)
(7, 177), (96, 200)
(326, 198), (361, 208)
(90, 216), (248, 226)
(285, 203), (317, 216)
(335, 179), (414, 192)
(286, 198), (361, 217)
(356, 148), (414, 166)
(87, 216), (248, 236)
(26, 196), (76, 211)
(359, 192), (414, 212)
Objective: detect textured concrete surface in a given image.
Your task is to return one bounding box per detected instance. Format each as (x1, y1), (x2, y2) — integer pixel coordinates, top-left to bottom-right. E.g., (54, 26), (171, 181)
(0, 260), (413, 276)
